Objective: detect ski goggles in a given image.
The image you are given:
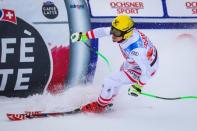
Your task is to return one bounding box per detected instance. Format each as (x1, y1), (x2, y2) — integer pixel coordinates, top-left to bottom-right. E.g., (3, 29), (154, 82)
(110, 26), (134, 37)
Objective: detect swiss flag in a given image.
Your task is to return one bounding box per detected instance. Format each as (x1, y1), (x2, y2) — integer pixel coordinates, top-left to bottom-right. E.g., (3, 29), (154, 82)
(1, 9), (17, 24)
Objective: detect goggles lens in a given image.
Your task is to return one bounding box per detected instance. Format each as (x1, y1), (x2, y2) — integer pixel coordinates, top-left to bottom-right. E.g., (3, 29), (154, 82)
(110, 26), (124, 37)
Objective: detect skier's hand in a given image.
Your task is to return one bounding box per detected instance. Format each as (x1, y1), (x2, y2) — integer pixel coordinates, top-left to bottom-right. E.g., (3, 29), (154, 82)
(128, 84), (142, 97)
(70, 32), (88, 43)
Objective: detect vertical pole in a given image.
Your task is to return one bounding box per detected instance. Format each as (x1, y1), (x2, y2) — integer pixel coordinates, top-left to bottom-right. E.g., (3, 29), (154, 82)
(64, 0), (91, 87)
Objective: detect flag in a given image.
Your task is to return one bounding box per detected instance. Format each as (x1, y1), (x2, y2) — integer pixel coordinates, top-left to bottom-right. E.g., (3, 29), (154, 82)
(0, 9), (17, 24)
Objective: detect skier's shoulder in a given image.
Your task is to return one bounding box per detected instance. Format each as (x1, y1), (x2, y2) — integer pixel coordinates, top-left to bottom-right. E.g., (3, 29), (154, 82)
(120, 29), (143, 49)
(135, 29), (147, 37)
(129, 28), (140, 42)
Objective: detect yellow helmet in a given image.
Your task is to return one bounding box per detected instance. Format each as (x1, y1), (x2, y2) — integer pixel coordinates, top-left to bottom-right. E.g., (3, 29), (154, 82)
(111, 15), (135, 39)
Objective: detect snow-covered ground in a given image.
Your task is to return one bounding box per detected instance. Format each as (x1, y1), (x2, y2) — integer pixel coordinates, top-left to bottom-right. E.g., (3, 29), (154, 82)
(1, 29), (197, 131)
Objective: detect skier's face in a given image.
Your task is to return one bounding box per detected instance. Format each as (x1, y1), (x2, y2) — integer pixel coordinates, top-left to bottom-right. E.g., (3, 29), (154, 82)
(110, 26), (124, 42)
(112, 34), (124, 42)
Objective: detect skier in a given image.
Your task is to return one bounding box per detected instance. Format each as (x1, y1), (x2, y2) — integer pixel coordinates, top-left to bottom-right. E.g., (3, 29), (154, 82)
(71, 15), (159, 113)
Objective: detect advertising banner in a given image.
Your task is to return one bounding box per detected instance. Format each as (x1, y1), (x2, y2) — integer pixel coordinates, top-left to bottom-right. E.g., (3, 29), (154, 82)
(166, 0), (197, 17)
(0, 0), (69, 97)
(89, 0), (163, 17)
(0, 0), (95, 97)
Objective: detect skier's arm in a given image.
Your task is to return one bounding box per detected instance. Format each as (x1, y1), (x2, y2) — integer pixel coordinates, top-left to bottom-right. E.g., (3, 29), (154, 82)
(71, 27), (111, 43)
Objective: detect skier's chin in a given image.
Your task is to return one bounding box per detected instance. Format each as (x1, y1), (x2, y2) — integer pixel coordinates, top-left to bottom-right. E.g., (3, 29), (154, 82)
(112, 38), (123, 43)
(112, 35), (123, 43)
(112, 37), (120, 42)
(112, 38), (116, 42)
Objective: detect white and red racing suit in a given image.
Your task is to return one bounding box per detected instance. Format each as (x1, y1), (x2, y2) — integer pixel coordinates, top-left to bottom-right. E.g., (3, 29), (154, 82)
(85, 27), (159, 106)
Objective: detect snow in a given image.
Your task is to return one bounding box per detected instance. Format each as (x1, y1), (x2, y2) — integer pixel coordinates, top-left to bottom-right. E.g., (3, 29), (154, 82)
(1, 29), (197, 131)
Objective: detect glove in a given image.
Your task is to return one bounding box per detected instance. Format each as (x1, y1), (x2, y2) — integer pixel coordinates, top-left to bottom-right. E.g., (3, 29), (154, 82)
(70, 32), (88, 43)
(128, 83), (143, 97)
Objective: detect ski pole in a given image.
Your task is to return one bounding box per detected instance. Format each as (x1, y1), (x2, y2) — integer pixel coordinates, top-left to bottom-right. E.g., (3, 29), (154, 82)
(141, 92), (197, 100)
(83, 41), (112, 72)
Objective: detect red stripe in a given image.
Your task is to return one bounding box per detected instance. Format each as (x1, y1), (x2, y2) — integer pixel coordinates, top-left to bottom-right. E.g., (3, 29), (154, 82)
(151, 70), (156, 76)
(128, 61), (136, 65)
(139, 80), (145, 86)
(120, 64), (124, 71)
(129, 69), (141, 75)
(119, 45), (128, 59)
(99, 96), (112, 102)
(97, 96), (112, 105)
(90, 30), (95, 38)
(97, 97), (111, 106)
(86, 32), (90, 39)
(124, 71), (138, 83)
(98, 98), (109, 106)
(98, 95), (116, 106)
